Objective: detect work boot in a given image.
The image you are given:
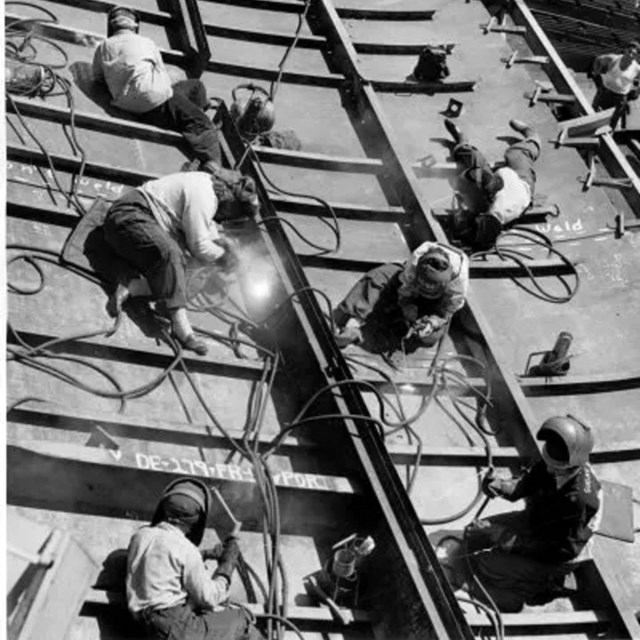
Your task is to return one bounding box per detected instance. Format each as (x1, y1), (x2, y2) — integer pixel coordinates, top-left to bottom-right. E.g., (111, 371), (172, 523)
(509, 119), (535, 139)
(444, 118), (467, 145)
(170, 308), (208, 356)
(334, 318), (363, 349)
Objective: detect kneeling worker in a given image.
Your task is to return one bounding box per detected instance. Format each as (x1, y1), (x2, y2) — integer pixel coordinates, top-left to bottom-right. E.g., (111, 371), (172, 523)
(465, 416), (601, 612)
(443, 118), (541, 250)
(333, 241), (469, 351)
(93, 6), (221, 166)
(103, 166), (259, 355)
(127, 478), (264, 639)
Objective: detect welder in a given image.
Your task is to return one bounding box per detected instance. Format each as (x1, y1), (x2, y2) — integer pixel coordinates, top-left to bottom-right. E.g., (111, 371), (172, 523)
(333, 241), (469, 351)
(103, 164), (259, 355)
(126, 478), (264, 639)
(465, 416), (601, 612)
(591, 40), (640, 128)
(92, 6), (221, 166)
(443, 117), (541, 250)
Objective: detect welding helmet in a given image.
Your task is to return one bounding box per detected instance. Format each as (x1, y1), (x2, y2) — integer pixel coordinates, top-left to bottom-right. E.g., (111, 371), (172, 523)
(414, 247), (454, 298)
(151, 478), (211, 545)
(107, 6), (140, 37)
(537, 415), (594, 469)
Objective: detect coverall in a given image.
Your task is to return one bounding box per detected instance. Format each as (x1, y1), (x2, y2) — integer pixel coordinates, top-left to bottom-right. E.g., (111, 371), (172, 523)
(334, 242), (468, 353)
(466, 461), (601, 612)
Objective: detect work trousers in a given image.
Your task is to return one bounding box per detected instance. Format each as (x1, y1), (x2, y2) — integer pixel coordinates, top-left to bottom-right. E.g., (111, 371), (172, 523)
(334, 263), (446, 353)
(142, 79), (221, 164)
(592, 87), (629, 128)
(142, 603), (264, 640)
(103, 190), (187, 310)
(453, 138), (540, 195)
(466, 512), (569, 612)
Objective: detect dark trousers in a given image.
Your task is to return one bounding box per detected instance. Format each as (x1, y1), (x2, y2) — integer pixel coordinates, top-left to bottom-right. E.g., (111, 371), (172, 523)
(142, 79), (221, 164)
(143, 603), (264, 640)
(466, 512), (568, 612)
(334, 263), (446, 352)
(103, 190), (187, 310)
(592, 86), (628, 128)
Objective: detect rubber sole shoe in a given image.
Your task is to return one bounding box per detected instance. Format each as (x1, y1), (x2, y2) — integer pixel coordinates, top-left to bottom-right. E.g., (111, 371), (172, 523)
(509, 119), (534, 138)
(176, 333), (209, 356)
(444, 118), (465, 145)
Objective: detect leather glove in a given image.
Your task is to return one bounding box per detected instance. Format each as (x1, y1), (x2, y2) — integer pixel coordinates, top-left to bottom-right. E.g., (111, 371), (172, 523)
(214, 237), (239, 272)
(400, 302), (419, 325)
(213, 536), (240, 583)
(497, 530), (518, 553)
(481, 470), (504, 498)
(201, 543), (224, 561)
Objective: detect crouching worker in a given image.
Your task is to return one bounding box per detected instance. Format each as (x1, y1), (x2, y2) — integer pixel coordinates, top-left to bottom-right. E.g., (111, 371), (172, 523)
(103, 166), (259, 355)
(333, 242), (469, 352)
(465, 416), (601, 612)
(93, 6), (221, 166)
(127, 478), (264, 640)
(443, 118), (541, 251)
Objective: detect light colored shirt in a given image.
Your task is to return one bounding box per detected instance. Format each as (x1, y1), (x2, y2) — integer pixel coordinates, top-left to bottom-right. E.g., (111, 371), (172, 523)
(596, 54), (640, 95)
(399, 241), (469, 323)
(138, 172), (225, 262)
(92, 31), (173, 113)
(487, 166), (532, 225)
(126, 522), (229, 617)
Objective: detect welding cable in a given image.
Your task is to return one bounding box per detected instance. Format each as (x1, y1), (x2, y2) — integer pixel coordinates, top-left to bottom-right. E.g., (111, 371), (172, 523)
(248, 147), (342, 256)
(462, 532), (505, 640)
(472, 228), (579, 304)
(269, 0), (311, 101)
(6, 396), (49, 413)
(455, 595), (503, 640)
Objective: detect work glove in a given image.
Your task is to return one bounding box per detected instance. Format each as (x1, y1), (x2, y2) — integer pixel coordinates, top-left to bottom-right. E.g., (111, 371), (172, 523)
(214, 237), (240, 273)
(407, 317), (433, 340)
(201, 543), (225, 561)
(400, 302), (419, 325)
(481, 469), (505, 499)
(212, 536), (240, 584)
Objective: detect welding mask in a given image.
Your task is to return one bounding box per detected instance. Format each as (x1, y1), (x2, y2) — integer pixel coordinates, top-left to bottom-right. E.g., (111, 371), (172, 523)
(414, 248), (454, 298)
(107, 6), (140, 37)
(538, 415), (594, 470)
(151, 478), (211, 545)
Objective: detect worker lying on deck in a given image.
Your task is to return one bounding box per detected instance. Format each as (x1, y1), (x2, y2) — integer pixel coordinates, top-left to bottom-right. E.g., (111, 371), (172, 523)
(127, 478), (264, 640)
(93, 6), (221, 166)
(332, 241), (469, 351)
(465, 416), (601, 612)
(443, 118), (541, 250)
(103, 165), (259, 355)
(591, 40), (640, 129)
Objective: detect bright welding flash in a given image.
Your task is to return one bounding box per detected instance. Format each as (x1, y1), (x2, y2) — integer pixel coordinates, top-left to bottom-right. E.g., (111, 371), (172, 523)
(248, 276), (272, 301)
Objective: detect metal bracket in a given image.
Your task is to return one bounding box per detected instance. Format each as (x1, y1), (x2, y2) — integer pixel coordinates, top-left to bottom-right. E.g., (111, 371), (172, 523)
(583, 154), (633, 191)
(526, 82), (576, 107)
(482, 15), (527, 35)
(505, 51), (549, 69)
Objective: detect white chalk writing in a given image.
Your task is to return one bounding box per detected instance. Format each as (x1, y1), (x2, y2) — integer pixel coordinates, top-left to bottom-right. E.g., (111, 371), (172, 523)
(134, 453), (333, 491)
